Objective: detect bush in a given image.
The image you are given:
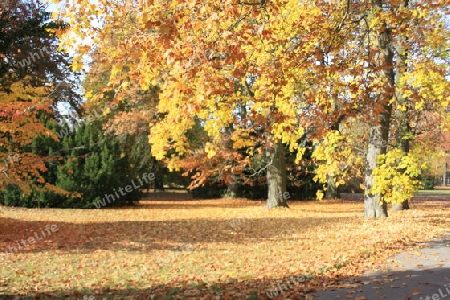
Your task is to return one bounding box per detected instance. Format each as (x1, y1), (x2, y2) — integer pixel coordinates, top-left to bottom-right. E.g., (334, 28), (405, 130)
(0, 122), (144, 208)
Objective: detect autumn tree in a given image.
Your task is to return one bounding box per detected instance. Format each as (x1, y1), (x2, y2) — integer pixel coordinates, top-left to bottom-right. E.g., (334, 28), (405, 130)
(82, 33), (167, 191)
(357, 0), (449, 217)
(54, 0), (449, 213)
(54, 0), (355, 208)
(311, 0), (449, 216)
(0, 0), (81, 113)
(0, 0), (82, 201)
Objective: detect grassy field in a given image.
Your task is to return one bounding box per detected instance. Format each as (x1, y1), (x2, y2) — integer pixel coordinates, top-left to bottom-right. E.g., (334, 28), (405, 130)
(416, 189), (450, 195)
(0, 198), (449, 299)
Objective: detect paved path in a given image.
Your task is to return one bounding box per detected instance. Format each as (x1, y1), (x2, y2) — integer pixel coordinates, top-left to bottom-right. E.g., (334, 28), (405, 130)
(312, 234), (450, 300)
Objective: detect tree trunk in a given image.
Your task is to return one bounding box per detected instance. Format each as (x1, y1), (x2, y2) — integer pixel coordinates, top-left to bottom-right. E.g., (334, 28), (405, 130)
(326, 174), (340, 199)
(364, 0), (394, 218)
(225, 177), (239, 198)
(266, 140), (289, 209)
(364, 127), (389, 217)
(391, 113), (410, 211)
(154, 176), (165, 192)
(153, 162), (165, 192)
(392, 0), (410, 211)
(391, 200), (410, 211)
(444, 163), (447, 186)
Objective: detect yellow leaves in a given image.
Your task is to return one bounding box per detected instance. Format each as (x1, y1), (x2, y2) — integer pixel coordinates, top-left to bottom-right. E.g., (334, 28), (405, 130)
(312, 130), (363, 199)
(232, 138), (254, 150)
(84, 90), (93, 100)
(110, 65), (122, 78)
(53, 0), (450, 192)
(71, 55), (82, 72)
(414, 97), (428, 111)
(398, 62), (450, 115)
(369, 149), (426, 205)
(204, 142), (218, 159)
(396, 103), (407, 112)
(411, 8), (428, 19)
(56, 0), (325, 161)
(316, 190), (324, 201)
(103, 107), (110, 116)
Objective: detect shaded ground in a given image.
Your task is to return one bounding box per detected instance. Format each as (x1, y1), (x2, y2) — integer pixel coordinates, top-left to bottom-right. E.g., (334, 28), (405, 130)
(140, 189), (193, 201)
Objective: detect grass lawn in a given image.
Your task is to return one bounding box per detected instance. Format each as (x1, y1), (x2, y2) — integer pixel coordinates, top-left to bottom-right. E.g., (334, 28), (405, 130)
(0, 198), (449, 299)
(416, 189), (450, 195)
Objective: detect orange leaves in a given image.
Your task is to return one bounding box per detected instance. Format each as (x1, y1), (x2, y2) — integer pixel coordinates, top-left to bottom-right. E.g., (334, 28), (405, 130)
(145, 20), (161, 29)
(158, 22), (177, 36)
(1, 198), (449, 298)
(0, 78), (60, 194)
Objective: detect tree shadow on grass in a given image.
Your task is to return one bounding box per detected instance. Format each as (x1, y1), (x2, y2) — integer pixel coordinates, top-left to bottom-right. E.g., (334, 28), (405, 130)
(0, 215), (355, 254)
(0, 266), (449, 299)
(127, 200), (266, 210)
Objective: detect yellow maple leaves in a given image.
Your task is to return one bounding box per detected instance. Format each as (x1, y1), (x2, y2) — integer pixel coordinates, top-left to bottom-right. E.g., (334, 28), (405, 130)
(312, 130), (363, 198)
(370, 148), (426, 205)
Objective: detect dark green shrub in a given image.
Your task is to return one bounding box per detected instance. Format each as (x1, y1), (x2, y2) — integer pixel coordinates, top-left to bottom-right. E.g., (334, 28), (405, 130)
(420, 176), (435, 190)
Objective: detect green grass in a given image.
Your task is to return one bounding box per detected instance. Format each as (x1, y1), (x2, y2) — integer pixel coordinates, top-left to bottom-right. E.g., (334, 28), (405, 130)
(416, 189), (450, 195)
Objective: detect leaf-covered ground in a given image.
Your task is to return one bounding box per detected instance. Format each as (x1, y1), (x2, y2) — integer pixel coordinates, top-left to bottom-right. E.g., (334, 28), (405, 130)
(0, 198), (449, 299)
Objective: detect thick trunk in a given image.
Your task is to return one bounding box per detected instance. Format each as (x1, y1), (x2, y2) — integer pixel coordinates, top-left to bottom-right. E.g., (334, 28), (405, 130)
(224, 125), (239, 199)
(364, 127), (389, 217)
(225, 178), (239, 198)
(392, 200), (410, 211)
(326, 174), (340, 199)
(391, 117), (410, 211)
(364, 0), (394, 218)
(266, 140), (289, 209)
(392, 1), (410, 211)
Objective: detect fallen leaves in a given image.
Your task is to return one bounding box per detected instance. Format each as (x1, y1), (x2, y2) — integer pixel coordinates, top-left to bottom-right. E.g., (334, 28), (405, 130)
(0, 198), (449, 299)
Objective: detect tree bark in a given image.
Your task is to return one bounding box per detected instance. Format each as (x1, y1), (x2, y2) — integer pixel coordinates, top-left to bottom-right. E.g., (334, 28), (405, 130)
(153, 162), (165, 192)
(444, 163), (447, 186)
(266, 140), (289, 209)
(326, 174), (340, 199)
(364, 0), (395, 218)
(225, 177), (239, 198)
(391, 113), (410, 211)
(364, 127), (389, 217)
(392, 0), (410, 211)
(391, 200), (409, 211)
(154, 176), (165, 192)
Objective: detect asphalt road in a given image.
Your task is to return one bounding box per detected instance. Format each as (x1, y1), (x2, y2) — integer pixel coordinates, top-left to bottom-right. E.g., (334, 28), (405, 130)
(312, 234), (450, 300)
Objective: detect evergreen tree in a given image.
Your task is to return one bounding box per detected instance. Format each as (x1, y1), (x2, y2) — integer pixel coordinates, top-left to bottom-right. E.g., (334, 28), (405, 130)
(55, 122), (142, 208)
